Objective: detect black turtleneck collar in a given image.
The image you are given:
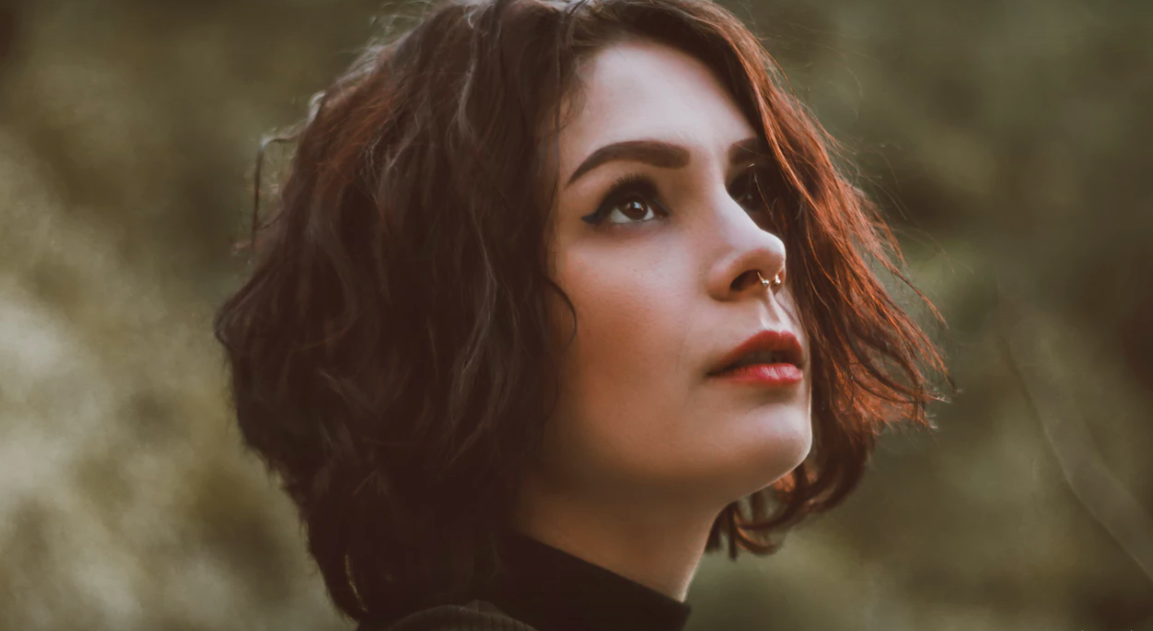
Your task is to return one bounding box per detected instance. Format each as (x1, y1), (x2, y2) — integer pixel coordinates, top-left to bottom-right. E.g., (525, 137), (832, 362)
(477, 530), (693, 631)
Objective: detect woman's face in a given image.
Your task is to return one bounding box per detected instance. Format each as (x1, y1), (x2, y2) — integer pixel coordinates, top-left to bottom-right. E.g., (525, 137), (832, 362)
(532, 37), (813, 513)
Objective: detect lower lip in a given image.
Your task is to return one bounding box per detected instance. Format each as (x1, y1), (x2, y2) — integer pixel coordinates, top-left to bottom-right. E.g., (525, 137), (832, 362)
(709, 363), (803, 386)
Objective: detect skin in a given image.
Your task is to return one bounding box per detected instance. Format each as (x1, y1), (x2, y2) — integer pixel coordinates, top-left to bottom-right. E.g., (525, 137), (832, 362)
(509, 37), (813, 602)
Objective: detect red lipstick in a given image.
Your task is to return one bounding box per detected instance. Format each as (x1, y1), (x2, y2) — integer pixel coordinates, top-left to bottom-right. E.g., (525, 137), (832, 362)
(707, 329), (805, 387)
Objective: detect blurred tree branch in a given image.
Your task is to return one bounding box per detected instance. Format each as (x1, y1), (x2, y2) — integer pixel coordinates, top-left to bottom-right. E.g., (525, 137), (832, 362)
(996, 276), (1153, 586)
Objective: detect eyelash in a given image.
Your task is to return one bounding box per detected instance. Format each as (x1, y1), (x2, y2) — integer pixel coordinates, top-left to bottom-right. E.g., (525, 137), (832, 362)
(579, 167), (775, 228)
(580, 173), (666, 226)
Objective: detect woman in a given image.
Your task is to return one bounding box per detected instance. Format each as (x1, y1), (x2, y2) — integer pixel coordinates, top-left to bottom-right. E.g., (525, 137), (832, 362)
(214, 0), (952, 629)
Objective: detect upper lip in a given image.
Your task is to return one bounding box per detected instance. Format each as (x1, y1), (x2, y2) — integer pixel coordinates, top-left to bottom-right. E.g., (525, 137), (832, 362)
(706, 329), (805, 375)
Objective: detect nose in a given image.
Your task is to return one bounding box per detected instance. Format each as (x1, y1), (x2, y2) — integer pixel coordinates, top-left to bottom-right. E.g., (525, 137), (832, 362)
(704, 198), (788, 303)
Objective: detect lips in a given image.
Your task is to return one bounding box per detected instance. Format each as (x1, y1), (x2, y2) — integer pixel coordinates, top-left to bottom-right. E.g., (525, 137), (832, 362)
(707, 329), (805, 376)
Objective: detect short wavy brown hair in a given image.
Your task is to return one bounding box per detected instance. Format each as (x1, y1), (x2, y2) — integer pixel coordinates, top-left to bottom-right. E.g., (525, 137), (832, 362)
(214, 0), (952, 623)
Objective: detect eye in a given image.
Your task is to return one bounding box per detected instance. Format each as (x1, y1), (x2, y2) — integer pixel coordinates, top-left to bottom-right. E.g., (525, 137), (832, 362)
(605, 197), (660, 225)
(729, 164), (774, 214)
(581, 174), (669, 227)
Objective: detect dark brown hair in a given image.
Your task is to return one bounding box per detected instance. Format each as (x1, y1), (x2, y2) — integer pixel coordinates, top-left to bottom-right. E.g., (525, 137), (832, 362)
(214, 0), (952, 623)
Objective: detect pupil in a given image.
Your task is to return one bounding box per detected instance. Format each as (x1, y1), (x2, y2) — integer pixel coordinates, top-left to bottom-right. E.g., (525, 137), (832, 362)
(622, 198), (647, 220)
(741, 178), (758, 207)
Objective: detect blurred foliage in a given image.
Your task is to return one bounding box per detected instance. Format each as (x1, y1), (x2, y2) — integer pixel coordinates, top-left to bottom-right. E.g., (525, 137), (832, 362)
(1, 0), (1151, 630)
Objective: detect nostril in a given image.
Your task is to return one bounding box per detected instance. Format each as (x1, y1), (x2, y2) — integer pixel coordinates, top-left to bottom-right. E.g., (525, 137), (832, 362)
(731, 270), (761, 292)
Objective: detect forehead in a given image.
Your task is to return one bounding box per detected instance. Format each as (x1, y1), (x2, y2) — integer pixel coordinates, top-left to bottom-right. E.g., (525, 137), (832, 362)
(558, 38), (757, 173)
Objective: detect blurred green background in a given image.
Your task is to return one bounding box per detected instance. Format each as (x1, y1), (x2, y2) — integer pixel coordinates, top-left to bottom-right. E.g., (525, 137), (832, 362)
(2, 0), (1151, 629)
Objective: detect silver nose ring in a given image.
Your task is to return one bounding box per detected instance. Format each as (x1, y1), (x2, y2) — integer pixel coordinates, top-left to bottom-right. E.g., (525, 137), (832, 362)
(756, 271), (783, 290)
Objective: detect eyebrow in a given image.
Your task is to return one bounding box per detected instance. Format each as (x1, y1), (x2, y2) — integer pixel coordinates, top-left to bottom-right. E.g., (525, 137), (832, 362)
(565, 136), (766, 189)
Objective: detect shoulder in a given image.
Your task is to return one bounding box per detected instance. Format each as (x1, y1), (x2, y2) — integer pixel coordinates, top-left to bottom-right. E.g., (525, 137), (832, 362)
(359, 599), (540, 631)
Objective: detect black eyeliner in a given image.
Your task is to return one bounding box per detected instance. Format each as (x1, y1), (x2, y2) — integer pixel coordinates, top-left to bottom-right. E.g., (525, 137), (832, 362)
(580, 173), (662, 225)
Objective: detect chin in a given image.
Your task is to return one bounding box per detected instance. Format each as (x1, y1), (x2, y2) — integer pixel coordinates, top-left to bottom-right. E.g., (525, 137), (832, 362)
(721, 407), (813, 496)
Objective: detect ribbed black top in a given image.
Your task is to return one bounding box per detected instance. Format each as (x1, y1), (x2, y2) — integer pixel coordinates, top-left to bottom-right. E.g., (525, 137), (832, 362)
(370, 531), (694, 631)
(366, 532), (691, 631)
(476, 531), (692, 631)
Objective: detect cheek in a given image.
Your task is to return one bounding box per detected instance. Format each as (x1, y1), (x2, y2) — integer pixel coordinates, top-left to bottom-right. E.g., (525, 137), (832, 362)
(543, 250), (697, 487)
(557, 248), (691, 397)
